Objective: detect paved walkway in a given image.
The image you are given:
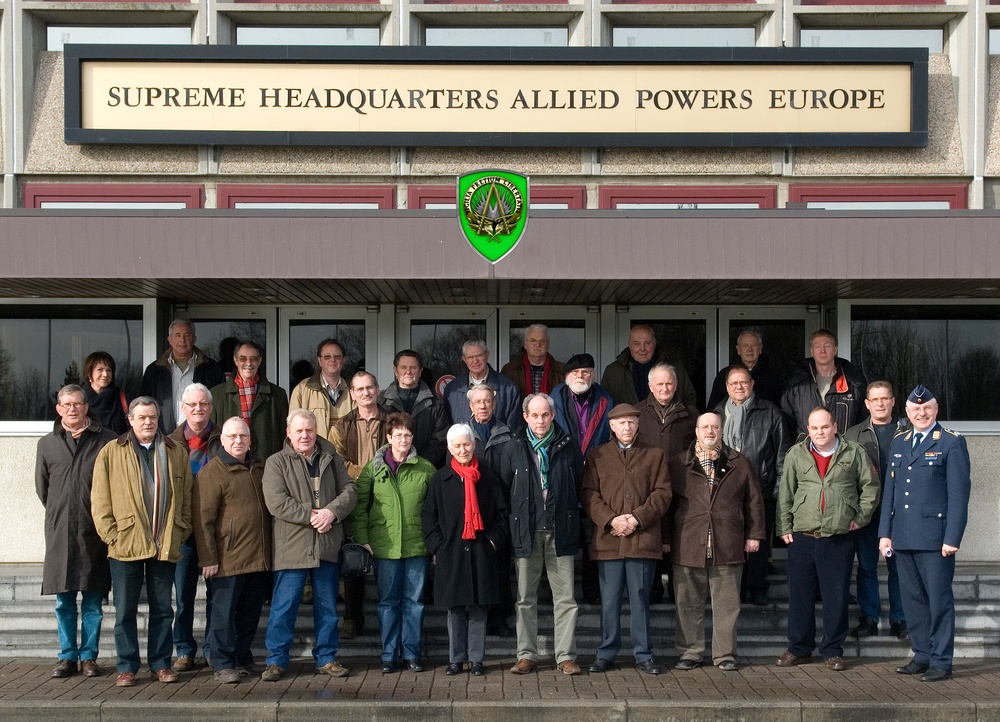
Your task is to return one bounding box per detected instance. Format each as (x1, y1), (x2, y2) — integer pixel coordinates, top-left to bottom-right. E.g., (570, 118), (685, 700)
(4, 656), (1000, 720)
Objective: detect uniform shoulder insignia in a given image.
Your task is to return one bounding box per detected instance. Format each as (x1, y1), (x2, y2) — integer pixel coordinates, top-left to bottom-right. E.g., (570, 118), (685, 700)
(943, 428), (961, 437)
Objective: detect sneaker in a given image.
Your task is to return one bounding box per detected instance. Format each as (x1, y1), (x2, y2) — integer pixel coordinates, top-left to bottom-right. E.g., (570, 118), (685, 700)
(213, 668), (240, 684)
(260, 665), (285, 682)
(316, 660), (349, 678)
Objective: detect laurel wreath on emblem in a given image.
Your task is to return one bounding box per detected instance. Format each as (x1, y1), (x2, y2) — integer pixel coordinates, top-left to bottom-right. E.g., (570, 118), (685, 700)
(463, 177), (524, 241)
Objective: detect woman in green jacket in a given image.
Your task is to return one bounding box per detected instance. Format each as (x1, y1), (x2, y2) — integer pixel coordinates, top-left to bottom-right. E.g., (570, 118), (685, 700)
(350, 412), (435, 674)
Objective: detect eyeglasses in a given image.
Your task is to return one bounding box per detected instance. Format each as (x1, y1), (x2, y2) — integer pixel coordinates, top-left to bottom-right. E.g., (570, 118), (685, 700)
(868, 396), (894, 403)
(222, 433), (250, 440)
(727, 380), (752, 387)
(236, 355), (261, 364)
(390, 432), (414, 440)
(319, 354), (344, 361)
(183, 401), (211, 408)
(59, 402), (85, 409)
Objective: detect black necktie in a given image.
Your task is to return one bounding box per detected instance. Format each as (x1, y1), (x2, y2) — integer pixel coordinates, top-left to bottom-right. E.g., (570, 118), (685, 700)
(912, 432), (923, 449)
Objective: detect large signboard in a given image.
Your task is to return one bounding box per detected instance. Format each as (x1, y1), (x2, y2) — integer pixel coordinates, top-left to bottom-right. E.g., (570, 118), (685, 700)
(64, 45), (928, 148)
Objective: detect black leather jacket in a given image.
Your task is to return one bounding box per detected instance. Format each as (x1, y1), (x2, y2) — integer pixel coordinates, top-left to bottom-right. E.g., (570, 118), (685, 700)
(780, 357), (867, 440)
(713, 395), (789, 499)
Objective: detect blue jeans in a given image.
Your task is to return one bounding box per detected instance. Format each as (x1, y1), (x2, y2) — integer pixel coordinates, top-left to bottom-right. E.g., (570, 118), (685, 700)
(109, 557), (176, 673)
(264, 561), (340, 668)
(596, 558), (656, 663)
(854, 517), (904, 623)
(374, 556), (428, 663)
(174, 537), (212, 659)
(55, 590), (104, 661)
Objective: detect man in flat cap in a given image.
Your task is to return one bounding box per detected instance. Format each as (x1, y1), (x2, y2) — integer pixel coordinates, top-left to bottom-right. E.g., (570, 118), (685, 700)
(880, 385), (971, 682)
(581, 403), (671, 675)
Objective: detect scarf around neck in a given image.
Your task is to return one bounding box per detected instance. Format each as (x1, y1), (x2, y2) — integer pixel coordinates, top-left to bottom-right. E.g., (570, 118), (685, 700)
(451, 456), (485, 540)
(695, 441), (721, 482)
(132, 433), (171, 550)
(184, 421), (214, 475)
(527, 425), (555, 490)
(522, 353), (552, 394)
(233, 373), (259, 422)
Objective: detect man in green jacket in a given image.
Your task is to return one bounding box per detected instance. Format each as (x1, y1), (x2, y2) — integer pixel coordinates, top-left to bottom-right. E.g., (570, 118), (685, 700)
(776, 407), (878, 672)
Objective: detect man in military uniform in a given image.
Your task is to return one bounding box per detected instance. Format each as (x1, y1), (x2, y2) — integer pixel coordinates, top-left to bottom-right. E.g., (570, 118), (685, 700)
(879, 385), (971, 682)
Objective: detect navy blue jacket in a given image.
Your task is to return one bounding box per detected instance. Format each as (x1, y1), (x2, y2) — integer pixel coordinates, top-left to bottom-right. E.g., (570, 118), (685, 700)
(444, 366), (521, 430)
(552, 382), (613, 457)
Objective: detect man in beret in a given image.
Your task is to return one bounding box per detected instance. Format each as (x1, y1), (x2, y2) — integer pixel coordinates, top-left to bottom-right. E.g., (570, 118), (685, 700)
(581, 403), (671, 675)
(880, 385), (971, 682)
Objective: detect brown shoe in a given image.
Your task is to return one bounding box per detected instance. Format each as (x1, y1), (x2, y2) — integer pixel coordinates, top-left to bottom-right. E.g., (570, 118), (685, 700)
(316, 660), (349, 678)
(557, 660), (582, 676)
(510, 658), (538, 674)
(826, 656), (846, 671)
(52, 659), (77, 678)
(154, 667), (179, 683)
(775, 652), (812, 667)
(173, 655), (194, 672)
(114, 671), (136, 687)
(81, 660), (102, 678)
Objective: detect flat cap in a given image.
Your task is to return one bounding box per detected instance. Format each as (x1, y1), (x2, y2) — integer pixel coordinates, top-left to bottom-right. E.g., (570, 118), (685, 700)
(608, 403), (640, 419)
(563, 353), (596, 374)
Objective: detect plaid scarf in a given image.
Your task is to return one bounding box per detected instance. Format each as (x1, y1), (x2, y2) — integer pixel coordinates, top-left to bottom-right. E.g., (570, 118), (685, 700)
(695, 442), (721, 483)
(527, 425), (555, 491)
(184, 420), (214, 475)
(233, 373), (259, 422)
(451, 456), (485, 540)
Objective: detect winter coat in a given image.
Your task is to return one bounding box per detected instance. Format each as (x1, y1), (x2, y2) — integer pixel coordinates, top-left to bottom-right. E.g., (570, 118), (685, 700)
(666, 444), (765, 568)
(712, 395), (789, 499)
(262, 436), (357, 571)
(35, 414), (117, 595)
(140, 346), (226, 432)
(379, 381), (450, 468)
(82, 383), (128, 435)
(192, 452), (272, 578)
(91, 432), (194, 563)
(777, 436), (878, 538)
(636, 396), (697, 463)
(330, 407), (388, 479)
(350, 445), (435, 560)
(500, 351), (564, 397)
(552, 382), (613, 457)
(167, 421), (223, 465)
(474, 420), (514, 473)
(781, 357), (867, 439)
(444, 366), (522, 430)
(600, 347), (697, 408)
(422, 462), (508, 607)
(498, 425), (584, 559)
(288, 374), (355, 440)
(581, 440), (671, 561)
(210, 375), (289, 461)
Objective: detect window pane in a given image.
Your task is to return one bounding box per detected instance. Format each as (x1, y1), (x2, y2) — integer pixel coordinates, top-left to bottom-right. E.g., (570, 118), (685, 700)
(40, 202), (188, 209)
(633, 320), (707, 409)
(616, 203), (761, 209)
(425, 27), (568, 47)
(508, 321), (585, 366)
(288, 322), (367, 387)
(48, 26), (191, 50)
(851, 305), (1000, 420)
(189, 320), (267, 380)
(410, 321), (487, 389)
(0, 306), (142, 421)
(613, 27), (755, 48)
(233, 202), (381, 209)
(799, 28), (943, 53)
(236, 27), (380, 45)
(805, 201), (951, 210)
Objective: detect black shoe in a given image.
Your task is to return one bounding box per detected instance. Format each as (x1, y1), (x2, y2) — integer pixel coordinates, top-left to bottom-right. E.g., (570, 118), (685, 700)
(896, 660), (929, 675)
(890, 621), (910, 640)
(445, 663), (463, 676)
(405, 660), (424, 673)
(649, 590), (664, 604)
(487, 623), (514, 638)
(718, 660), (738, 672)
(674, 659), (701, 671)
(582, 593), (601, 605)
(381, 661), (397, 674)
(850, 617), (879, 638)
(636, 659), (662, 675)
(921, 667), (952, 682)
(588, 658), (615, 673)
(470, 662), (486, 676)
(749, 589), (769, 606)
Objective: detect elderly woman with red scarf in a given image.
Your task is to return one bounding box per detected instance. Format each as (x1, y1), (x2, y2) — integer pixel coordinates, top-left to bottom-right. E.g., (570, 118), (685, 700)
(422, 423), (508, 677)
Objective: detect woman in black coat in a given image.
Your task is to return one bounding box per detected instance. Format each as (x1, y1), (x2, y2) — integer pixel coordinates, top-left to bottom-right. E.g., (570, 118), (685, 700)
(81, 351), (128, 435)
(422, 423), (508, 677)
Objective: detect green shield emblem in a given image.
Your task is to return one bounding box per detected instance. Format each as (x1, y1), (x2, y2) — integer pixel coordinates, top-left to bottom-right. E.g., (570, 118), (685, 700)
(458, 169), (529, 264)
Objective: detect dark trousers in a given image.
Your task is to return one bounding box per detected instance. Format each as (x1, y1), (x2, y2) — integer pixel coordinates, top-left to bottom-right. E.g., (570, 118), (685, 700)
(343, 576), (366, 628)
(744, 499), (776, 593)
(596, 558), (656, 663)
(109, 557), (176, 674)
(785, 532), (853, 659)
(896, 550), (956, 671)
(488, 540), (515, 628)
(206, 571), (270, 671)
(174, 537), (212, 659)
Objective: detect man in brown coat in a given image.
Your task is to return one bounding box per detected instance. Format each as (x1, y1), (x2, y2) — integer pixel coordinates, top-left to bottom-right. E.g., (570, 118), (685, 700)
(582, 403), (671, 675)
(667, 412), (765, 672)
(500, 324), (564, 396)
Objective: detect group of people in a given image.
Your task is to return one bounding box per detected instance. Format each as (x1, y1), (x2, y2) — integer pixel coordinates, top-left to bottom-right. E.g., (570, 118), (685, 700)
(34, 319), (971, 687)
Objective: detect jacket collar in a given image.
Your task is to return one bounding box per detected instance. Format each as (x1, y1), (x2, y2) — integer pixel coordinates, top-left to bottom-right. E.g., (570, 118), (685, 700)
(156, 345), (206, 370)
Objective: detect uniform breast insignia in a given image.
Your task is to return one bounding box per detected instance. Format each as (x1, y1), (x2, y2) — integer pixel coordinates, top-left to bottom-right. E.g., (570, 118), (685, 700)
(924, 451), (941, 459)
(932, 430), (942, 440)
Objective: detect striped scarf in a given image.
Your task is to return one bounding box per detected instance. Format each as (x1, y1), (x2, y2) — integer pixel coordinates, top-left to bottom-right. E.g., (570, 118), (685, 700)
(184, 421), (214, 475)
(134, 434), (171, 550)
(527, 425), (555, 491)
(233, 373), (259, 422)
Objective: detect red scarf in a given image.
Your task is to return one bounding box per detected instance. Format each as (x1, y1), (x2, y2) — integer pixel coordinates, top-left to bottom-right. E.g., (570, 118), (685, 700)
(522, 353), (552, 394)
(233, 373), (259, 422)
(451, 456), (485, 540)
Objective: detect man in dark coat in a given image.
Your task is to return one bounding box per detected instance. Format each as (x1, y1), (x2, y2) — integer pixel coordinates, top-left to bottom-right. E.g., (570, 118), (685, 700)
(141, 319), (226, 433)
(781, 329), (867, 440)
(880, 385), (971, 682)
(707, 330), (786, 409)
(380, 350), (450, 468)
(582, 403), (671, 676)
(667, 412), (765, 671)
(35, 384), (117, 679)
(444, 340), (521, 429)
(500, 393), (585, 676)
(601, 324), (697, 408)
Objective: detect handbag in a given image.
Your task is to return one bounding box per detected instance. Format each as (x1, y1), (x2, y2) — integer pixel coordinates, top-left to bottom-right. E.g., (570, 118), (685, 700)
(340, 537), (374, 578)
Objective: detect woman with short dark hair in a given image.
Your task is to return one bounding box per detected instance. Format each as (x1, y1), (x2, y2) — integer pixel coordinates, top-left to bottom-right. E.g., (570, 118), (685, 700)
(81, 351), (127, 434)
